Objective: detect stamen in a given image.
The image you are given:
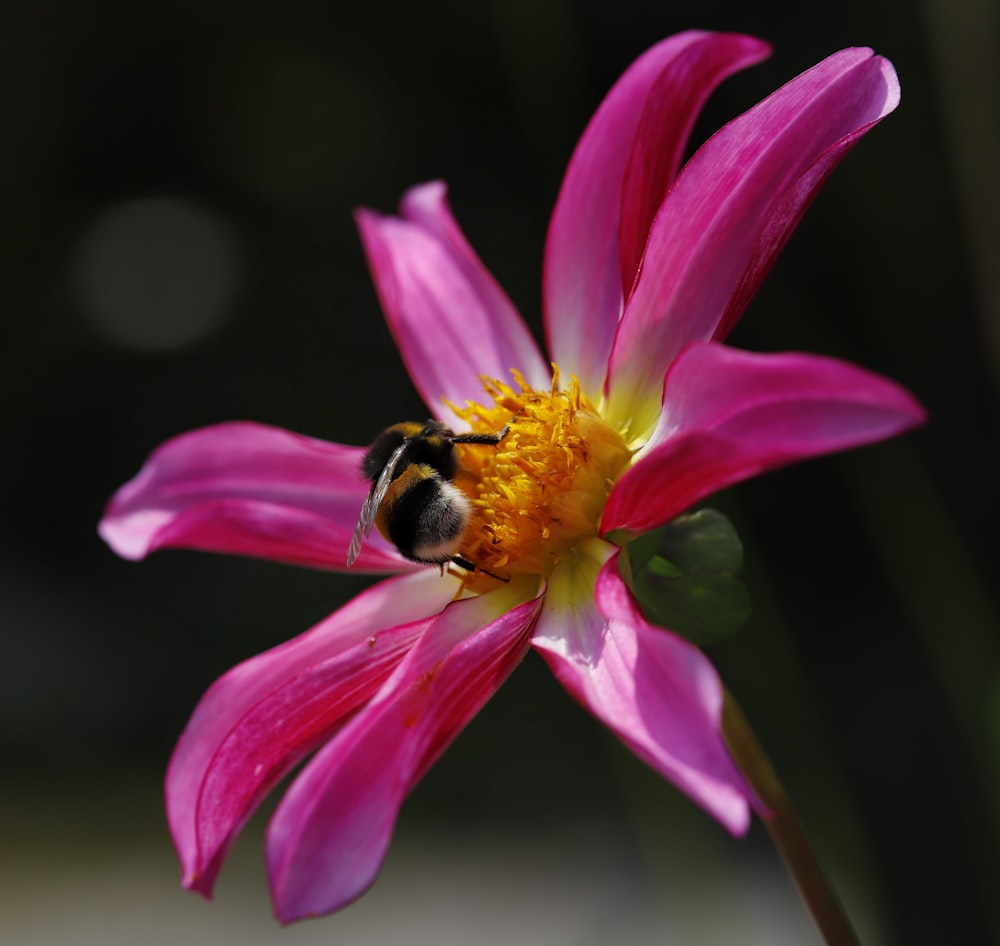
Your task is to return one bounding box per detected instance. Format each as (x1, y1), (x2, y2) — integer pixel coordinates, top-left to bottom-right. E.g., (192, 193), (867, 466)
(447, 369), (632, 588)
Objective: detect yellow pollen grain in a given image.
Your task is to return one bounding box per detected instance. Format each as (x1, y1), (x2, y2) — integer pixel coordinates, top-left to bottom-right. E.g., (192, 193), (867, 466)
(447, 368), (632, 589)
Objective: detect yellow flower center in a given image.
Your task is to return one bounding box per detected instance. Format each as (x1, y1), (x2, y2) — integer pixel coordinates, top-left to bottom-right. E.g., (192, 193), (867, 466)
(448, 368), (632, 590)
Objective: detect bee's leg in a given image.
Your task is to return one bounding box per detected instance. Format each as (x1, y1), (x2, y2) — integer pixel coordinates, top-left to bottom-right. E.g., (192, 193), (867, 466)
(449, 555), (510, 583)
(449, 424), (510, 446)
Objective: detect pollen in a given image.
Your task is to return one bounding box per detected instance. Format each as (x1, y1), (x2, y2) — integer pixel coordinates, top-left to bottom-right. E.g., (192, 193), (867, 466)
(449, 368), (632, 587)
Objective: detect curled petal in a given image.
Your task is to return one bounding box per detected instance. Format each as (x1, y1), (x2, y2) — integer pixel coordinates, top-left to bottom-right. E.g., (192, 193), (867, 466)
(265, 579), (543, 922)
(617, 33), (772, 300)
(605, 48), (901, 437)
(99, 422), (405, 572)
(532, 545), (752, 834)
(356, 182), (549, 417)
(544, 31), (770, 401)
(602, 343), (926, 534)
(167, 570), (461, 898)
(712, 115), (896, 344)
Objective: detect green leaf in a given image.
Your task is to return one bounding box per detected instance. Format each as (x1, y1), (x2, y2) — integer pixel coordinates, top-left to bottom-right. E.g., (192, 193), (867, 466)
(633, 571), (752, 646)
(627, 508), (751, 646)
(623, 525), (664, 572)
(659, 508), (743, 575)
(645, 555), (683, 578)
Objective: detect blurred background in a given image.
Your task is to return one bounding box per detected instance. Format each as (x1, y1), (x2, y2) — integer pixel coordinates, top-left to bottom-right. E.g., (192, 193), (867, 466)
(2, 1), (997, 943)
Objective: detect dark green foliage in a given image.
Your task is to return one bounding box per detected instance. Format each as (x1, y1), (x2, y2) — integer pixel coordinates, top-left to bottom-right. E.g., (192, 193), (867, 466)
(629, 509), (752, 646)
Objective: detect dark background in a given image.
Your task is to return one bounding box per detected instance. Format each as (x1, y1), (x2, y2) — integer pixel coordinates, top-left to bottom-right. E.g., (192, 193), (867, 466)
(2, 1), (998, 943)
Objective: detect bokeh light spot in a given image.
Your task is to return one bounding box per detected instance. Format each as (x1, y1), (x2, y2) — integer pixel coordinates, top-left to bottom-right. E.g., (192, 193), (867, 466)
(73, 197), (244, 351)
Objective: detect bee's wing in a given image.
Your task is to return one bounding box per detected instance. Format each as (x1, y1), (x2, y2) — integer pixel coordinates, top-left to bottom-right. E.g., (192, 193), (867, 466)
(347, 440), (409, 566)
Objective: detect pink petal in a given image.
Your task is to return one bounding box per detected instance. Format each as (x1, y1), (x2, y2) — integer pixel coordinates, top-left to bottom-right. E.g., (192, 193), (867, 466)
(544, 31), (770, 400)
(532, 548), (753, 834)
(712, 115), (895, 345)
(265, 580), (542, 922)
(604, 48), (901, 437)
(99, 422), (406, 572)
(356, 182), (549, 417)
(167, 570), (461, 898)
(618, 34), (772, 300)
(602, 343), (926, 535)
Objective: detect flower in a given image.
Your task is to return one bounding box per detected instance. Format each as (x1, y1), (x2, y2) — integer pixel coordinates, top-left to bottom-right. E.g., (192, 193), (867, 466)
(100, 31), (924, 923)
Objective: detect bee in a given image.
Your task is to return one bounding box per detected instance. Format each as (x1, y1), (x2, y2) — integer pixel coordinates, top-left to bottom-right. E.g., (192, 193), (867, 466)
(347, 419), (509, 570)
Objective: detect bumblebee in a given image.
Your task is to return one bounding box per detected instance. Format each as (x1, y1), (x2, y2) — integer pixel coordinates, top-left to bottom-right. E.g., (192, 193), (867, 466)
(347, 420), (508, 569)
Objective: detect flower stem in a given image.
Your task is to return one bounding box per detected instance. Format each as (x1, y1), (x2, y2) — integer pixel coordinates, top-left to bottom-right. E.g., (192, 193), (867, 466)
(722, 691), (861, 946)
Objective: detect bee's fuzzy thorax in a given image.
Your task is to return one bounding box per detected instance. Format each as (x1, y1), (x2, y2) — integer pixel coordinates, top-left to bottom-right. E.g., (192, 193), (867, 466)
(375, 466), (471, 563)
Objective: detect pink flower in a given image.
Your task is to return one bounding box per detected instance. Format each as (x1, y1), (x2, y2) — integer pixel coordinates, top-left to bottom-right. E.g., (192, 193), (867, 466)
(100, 32), (924, 923)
